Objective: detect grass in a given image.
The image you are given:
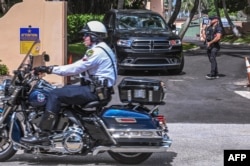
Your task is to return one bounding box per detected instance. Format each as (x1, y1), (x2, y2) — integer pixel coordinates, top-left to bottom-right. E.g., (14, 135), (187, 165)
(182, 42), (197, 50)
(221, 33), (250, 44)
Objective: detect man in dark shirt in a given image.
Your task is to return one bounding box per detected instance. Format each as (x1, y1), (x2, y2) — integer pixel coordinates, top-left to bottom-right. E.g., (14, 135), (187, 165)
(202, 16), (223, 80)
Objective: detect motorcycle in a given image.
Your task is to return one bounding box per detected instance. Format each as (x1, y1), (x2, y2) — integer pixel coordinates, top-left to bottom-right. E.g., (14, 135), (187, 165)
(0, 43), (171, 164)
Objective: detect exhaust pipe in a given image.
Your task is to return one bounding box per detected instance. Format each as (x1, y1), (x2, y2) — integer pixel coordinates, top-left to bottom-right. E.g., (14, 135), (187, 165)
(92, 140), (172, 155)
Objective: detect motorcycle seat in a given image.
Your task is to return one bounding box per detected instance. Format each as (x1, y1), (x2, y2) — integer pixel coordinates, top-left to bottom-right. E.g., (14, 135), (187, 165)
(81, 96), (112, 109)
(82, 101), (100, 108)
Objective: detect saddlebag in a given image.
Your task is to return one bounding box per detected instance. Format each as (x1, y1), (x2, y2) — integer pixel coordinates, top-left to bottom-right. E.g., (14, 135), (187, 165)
(101, 105), (163, 144)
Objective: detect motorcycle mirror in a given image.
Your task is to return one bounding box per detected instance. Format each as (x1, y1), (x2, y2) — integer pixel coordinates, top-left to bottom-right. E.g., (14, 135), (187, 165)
(44, 54), (50, 62)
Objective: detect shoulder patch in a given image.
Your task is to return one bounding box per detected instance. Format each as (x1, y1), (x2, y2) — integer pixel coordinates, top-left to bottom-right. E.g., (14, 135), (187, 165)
(86, 49), (94, 57)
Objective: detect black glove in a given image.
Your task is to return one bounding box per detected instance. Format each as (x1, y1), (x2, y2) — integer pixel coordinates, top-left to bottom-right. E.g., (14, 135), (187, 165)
(33, 66), (53, 75)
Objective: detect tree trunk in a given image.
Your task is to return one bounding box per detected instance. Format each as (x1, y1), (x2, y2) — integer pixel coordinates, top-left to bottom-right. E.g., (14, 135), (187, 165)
(247, 0), (250, 21)
(117, 0), (125, 9)
(166, 0), (172, 22)
(0, 0), (8, 14)
(168, 0), (181, 25)
(214, 0), (225, 34)
(179, 0), (199, 39)
(222, 0), (242, 37)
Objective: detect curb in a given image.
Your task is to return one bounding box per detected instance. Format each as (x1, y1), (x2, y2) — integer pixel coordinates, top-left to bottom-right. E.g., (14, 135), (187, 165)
(220, 42), (250, 46)
(183, 41), (250, 52)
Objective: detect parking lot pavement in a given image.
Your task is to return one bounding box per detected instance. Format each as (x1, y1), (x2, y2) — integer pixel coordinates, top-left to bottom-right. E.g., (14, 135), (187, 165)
(166, 123), (250, 166)
(2, 123), (249, 166)
(235, 90), (250, 99)
(230, 79), (250, 100)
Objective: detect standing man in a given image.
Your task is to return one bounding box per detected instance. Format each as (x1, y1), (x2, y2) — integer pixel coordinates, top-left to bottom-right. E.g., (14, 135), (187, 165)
(202, 16), (223, 80)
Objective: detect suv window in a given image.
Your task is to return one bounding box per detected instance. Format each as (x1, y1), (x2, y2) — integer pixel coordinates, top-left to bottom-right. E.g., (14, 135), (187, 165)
(118, 14), (167, 30)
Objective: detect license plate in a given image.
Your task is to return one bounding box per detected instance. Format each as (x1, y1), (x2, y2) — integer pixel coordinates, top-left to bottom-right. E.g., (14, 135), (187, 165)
(134, 89), (146, 98)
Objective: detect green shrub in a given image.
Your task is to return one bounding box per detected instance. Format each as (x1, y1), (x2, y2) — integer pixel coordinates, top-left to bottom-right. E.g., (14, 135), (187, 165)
(67, 14), (104, 43)
(68, 42), (87, 55)
(0, 60), (9, 75)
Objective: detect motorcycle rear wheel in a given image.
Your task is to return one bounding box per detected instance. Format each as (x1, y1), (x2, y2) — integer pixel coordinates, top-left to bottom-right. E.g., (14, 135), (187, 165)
(108, 151), (152, 164)
(0, 127), (17, 161)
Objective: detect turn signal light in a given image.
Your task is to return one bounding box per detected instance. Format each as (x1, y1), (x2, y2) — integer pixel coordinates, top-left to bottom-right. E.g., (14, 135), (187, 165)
(156, 115), (166, 124)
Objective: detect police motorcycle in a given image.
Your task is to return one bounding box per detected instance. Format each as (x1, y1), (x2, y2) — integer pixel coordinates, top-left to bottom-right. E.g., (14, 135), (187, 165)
(0, 44), (171, 164)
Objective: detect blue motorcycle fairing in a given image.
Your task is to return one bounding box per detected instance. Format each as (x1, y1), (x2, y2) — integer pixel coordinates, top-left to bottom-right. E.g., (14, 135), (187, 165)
(0, 108), (23, 142)
(101, 107), (158, 129)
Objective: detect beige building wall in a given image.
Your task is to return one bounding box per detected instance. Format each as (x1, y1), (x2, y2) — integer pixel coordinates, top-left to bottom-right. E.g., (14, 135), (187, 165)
(147, 0), (165, 18)
(0, 0), (67, 85)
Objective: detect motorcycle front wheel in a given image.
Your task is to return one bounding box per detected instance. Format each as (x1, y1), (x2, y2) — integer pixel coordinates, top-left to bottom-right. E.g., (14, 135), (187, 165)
(0, 127), (17, 161)
(108, 151), (152, 164)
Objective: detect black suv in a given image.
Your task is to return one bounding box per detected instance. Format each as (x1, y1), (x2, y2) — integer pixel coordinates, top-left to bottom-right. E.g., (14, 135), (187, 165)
(103, 9), (183, 75)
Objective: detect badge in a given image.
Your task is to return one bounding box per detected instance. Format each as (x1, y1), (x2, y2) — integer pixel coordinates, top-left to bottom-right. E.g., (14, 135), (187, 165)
(37, 93), (45, 102)
(86, 49), (94, 57)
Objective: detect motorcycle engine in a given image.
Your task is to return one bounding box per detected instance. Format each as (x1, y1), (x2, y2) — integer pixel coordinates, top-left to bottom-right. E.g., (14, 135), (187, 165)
(62, 126), (84, 153)
(29, 112), (87, 154)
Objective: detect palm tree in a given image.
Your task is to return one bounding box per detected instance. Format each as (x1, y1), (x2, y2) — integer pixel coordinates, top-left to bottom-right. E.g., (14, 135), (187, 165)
(200, 0), (209, 14)
(168, 0), (182, 26)
(117, 0), (125, 9)
(181, 0), (194, 16)
(221, 0), (242, 37)
(214, 0), (225, 34)
(178, 0), (199, 39)
(0, 0), (7, 14)
(165, 0), (173, 22)
(245, 1), (250, 21)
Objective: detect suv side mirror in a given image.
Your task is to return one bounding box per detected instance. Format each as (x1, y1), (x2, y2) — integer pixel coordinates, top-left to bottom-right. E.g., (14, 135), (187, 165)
(169, 23), (176, 31)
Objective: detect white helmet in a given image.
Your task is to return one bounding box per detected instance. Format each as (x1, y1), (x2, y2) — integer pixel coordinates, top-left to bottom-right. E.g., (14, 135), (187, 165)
(80, 21), (107, 40)
(86, 21), (107, 34)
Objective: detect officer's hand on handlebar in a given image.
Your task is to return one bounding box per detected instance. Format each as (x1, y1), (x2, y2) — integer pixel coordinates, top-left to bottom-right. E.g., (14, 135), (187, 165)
(33, 66), (53, 75)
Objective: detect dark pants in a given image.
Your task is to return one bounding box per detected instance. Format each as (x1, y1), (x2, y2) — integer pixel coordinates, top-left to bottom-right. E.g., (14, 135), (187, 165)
(207, 46), (220, 76)
(46, 85), (98, 114)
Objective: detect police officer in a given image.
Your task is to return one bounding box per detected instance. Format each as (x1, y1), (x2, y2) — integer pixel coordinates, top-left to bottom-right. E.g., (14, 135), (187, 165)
(20, 21), (117, 145)
(203, 16), (223, 80)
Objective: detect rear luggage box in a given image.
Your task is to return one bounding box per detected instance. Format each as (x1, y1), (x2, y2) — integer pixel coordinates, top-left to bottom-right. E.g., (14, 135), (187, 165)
(118, 77), (166, 105)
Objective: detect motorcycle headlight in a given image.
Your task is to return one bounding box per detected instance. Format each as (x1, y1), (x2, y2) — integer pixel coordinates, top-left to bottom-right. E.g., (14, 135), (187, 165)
(0, 84), (3, 92)
(0, 79), (12, 95)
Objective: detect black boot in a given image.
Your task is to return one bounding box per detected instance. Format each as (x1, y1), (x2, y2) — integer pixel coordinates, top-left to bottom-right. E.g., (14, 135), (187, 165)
(20, 111), (57, 145)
